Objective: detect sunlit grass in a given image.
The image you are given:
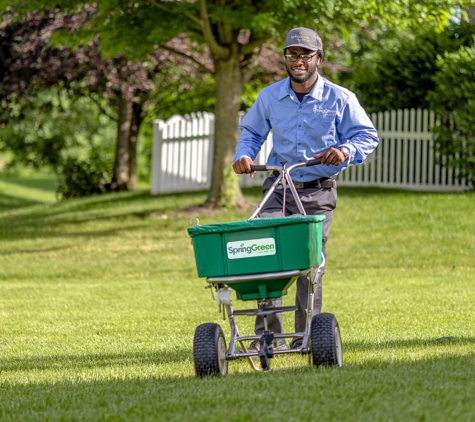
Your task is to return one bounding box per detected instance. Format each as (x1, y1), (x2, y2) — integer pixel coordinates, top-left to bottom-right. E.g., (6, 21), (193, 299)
(0, 179), (474, 421)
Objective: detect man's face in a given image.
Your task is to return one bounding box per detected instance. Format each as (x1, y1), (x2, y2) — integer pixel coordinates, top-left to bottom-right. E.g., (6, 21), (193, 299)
(284, 47), (319, 84)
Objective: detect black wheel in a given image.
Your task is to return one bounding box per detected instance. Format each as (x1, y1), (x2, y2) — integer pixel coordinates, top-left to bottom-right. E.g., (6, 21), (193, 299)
(193, 323), (228, 377)
(310, 313), (343, 367)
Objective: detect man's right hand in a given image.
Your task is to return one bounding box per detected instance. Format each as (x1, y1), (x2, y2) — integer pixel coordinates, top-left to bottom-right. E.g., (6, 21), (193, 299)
(232, 157), (256, 177)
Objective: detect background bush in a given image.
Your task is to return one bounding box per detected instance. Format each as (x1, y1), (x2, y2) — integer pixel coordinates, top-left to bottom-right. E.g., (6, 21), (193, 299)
(56, 154), (112, 199)
(429, 44), (475, 187)
(343, 21), (475, 112)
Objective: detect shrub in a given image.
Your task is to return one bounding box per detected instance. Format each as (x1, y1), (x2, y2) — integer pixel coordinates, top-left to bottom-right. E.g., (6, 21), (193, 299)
(345, 22), (475, 112)
(56, 155), (112, 199)
(428, 44), (475, 189)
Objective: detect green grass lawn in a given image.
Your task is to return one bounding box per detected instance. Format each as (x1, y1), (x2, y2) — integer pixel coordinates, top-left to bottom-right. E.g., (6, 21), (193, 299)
(0, 173), (474, 421)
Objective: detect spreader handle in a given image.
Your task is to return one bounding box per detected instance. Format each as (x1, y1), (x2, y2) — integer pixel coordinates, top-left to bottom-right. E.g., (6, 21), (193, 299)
(250, 165), (268, 171)
(250, 158), (322, 172)
(305, 158), (322, 166)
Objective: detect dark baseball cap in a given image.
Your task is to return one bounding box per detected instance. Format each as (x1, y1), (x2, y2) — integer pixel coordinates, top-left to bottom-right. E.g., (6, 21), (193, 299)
(283, 27), (323, 51)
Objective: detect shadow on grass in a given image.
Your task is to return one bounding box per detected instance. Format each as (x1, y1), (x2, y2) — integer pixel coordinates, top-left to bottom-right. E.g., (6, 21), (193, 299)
(0, 349), (189, 373)
(0, 217), (161, 247)
(0, 174), (57, 213)
(3, 189), (205, 219)
(0, 175), (58, 193)
(0, 193), (45, 212)
(345, 336), (475, 352)
(2, 184), (471, 245)
(0, 346), (474, 421)
(0, 190), (194, 238)
(336, 186), (474, 198)
(0, 188), (246, 245)
(0, 245), (73, 256)
(1, 336), (474, 375)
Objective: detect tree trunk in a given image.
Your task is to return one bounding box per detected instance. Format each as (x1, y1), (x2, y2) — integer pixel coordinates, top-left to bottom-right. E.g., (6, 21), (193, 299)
(111, 95), (132, 191)
(127, 102), (144, 191)
(204, 57), (246, 209)
(468, 6), (475, 23)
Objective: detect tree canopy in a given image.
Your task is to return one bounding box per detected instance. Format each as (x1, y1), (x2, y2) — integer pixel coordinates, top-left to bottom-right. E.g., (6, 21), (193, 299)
(341, 19), (475, 112)
(0, 5), (211, 196)
(1, 0), (474, 203)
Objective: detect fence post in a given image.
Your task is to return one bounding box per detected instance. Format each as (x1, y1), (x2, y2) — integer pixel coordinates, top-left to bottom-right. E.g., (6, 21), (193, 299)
(151, 119), (165, 195)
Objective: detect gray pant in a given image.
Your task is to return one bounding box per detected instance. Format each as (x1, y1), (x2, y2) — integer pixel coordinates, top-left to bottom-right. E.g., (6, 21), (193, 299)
(254, 176), (337, 334)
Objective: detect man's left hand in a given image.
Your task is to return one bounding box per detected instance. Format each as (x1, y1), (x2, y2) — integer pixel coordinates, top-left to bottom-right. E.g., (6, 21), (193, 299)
(314, 147), (348, 166)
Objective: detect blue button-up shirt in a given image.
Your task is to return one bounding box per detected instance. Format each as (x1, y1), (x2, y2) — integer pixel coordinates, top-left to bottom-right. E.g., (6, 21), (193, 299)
(234, 75), (379, 182)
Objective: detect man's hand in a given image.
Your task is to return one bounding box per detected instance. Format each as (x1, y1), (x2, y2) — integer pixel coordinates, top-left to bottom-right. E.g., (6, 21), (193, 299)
(232, 157), (256, 177)
(314, 147), (348, 166)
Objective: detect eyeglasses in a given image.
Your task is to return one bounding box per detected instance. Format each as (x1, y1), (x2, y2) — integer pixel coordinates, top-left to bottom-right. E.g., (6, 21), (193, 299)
(284, 53), (317, 62)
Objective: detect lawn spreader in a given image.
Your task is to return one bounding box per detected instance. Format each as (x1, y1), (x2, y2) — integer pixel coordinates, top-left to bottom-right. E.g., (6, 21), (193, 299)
(188, 159), (342, 376)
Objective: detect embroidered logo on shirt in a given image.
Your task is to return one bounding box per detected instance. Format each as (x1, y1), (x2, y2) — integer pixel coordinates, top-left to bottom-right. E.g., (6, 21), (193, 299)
(314, 107), (336, 115)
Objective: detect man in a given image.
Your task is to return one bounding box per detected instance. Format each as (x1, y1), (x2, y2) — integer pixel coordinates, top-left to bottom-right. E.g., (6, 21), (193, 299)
(232, 27), (379, 350)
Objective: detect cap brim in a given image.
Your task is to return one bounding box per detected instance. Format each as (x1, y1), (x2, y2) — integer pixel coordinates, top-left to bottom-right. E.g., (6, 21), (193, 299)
(283, 43), (319, 51)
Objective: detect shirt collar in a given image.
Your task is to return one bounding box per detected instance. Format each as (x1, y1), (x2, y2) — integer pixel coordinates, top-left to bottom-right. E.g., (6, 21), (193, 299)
(278, 74), (324, 102)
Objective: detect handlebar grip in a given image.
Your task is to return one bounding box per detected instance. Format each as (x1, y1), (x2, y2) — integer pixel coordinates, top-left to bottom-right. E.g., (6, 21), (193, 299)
(306, 158), (322, 166)
(250, 165), (268, 171)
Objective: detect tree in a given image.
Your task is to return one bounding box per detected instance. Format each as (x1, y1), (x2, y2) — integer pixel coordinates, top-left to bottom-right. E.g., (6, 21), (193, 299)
(330, 7), (475, 187)
(2, 0), (472, 206)
(0, 6), (211, 195)
(339, 20), (475, 112)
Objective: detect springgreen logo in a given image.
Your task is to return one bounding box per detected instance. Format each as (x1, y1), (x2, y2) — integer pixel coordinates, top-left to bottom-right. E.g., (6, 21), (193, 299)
(227, 238), (276, 259)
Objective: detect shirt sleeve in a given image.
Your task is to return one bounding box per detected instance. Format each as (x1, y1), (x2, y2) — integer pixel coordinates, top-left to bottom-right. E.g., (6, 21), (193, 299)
(336, 93), (379, 164)
(234, 94), (272, 162)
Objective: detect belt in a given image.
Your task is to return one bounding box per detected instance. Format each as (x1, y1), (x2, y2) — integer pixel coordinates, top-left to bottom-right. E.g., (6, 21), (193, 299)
(272, 171), (336, 189)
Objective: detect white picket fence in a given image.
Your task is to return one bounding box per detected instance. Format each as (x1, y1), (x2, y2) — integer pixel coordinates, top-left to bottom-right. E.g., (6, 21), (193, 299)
(150, 108), (469, 194)
(151, 112), (215, 193)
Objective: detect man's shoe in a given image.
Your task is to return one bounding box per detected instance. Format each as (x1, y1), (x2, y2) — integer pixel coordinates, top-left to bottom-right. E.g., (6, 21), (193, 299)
(247, 339), (260, 352)
(273, 338), (287, 350)
(290, 338), (303, 349)
(248, 338), (287, 352)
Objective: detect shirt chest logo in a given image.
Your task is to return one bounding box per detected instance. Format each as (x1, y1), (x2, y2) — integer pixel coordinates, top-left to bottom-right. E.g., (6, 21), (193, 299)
(313, 106), (335, 115)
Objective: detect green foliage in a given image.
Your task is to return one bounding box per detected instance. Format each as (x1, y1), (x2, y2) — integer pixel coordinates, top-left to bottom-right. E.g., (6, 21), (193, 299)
(0, 86), (117, 196)
(147, 71), (216, 121)
(4, 0), (465, 63)
(428, 43), (475, 187)
(343, 21), (475, 112)
(241, 72), (280, 109)
(56, 154), (112, 199)
(2, 0), (474, 206)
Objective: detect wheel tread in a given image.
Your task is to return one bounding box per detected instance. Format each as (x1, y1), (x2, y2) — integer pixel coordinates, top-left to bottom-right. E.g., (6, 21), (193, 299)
(193, 323), (227, 377)
(311, 313), (342, 367)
